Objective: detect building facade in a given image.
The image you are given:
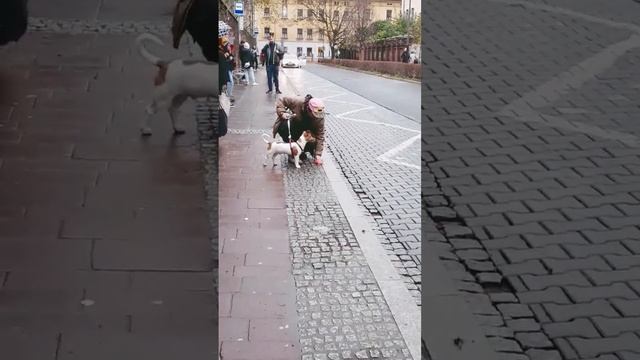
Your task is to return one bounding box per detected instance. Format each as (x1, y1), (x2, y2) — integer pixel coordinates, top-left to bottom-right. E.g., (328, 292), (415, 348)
(253, 0), (401, 60)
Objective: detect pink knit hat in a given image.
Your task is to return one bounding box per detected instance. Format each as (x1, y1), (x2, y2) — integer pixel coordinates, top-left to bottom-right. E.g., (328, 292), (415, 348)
(308, 98), (325, 118)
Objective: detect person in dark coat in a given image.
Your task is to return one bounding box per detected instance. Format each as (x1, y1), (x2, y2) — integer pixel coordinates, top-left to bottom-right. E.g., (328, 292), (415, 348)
(400, 48), (410, 63)
(261, 33), (284, 94)
(171, 0), (218, 62)
(0, 0), (28, 46)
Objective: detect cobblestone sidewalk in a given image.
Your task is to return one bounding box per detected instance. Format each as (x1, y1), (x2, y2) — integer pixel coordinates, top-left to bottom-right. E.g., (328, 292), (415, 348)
(218, 68), (415, 359)
(424, 0), (640, 359)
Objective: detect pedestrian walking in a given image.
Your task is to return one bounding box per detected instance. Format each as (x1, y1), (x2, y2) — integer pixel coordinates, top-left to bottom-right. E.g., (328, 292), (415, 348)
(401, 47), (410, 63)
(272, 94), (326, 165)
(261, 33), (284, 94)
(240, 42), (258, 86)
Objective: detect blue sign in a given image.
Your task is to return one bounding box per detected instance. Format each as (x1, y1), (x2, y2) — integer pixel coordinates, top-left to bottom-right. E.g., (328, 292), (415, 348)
(234, 2), (244, 15)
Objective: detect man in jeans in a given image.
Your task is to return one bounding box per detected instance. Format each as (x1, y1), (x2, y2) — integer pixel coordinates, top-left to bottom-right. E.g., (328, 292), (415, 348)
(261, 33), (284, 94)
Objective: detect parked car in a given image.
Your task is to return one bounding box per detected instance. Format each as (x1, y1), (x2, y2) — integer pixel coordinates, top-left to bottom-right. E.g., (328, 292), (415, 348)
(0, 0), (28, 46)
(281, 53), (302, 68)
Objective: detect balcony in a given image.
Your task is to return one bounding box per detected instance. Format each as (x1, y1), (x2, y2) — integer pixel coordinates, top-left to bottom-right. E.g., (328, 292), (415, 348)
(297, 36), (303, 40)
(306, 36), (313, 40)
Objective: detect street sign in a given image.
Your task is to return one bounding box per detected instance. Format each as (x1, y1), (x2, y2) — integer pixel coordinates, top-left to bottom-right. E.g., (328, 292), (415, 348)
(234, 2), (244, 15)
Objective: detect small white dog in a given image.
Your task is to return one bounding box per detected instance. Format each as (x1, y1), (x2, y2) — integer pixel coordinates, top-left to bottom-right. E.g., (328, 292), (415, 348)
(135, 33), (218, 136)
(261, 131), (315, 168)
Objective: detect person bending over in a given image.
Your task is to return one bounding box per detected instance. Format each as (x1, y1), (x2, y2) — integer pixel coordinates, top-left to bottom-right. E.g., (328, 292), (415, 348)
(272, 94), (326, 165)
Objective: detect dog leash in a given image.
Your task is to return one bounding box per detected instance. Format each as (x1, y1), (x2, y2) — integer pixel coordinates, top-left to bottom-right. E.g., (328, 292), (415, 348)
(287, 113), (298, 157)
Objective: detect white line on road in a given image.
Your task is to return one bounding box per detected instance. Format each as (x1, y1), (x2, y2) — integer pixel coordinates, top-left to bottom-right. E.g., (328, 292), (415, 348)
(499, 34), (640, 146)
(318, 92), (348, 101)
(377, 134), (421, 170)
(488, 0), (640, 34)
(335, 106), (377, 117)
(336, 115), (421, 133)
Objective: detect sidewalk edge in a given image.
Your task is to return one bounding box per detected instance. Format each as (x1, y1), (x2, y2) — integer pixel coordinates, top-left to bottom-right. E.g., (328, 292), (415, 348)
(323, 152), (421, 360)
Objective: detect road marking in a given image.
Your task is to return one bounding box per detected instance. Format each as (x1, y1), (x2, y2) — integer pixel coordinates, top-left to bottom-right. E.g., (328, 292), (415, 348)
(499, 33), (640, 146)
(335, 106), (377, 117)
(377, 134), (421, 170)
(335, 115), (421, 134)
(488, 0), (640, 34)
(318, 92), (348, 101)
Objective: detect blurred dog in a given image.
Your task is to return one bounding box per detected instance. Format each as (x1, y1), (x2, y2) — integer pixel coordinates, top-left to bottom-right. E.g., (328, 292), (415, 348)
(261, 130), (315, 168)
(135, 33), (218, 136)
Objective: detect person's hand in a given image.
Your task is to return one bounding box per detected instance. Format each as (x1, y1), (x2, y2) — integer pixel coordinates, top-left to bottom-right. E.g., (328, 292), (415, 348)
(314, 156), (323, 165)
(281, 112), (291, 120)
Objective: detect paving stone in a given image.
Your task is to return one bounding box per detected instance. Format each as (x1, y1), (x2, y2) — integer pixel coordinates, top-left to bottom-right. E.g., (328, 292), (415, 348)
(611, 299), (640, 317)
(524, 349), (563, 360)
(521, 271), (591, 291)
(503, 245), (569, 264)
(604, 255), (640, 270)
(524, 232), (589, 247)
(542, 318), (601, 339)
(564, 243), (631, 258)
(515, 332), (553, 350)
(543, 256), (612, 273)
(501, 260), (548, 276)
(517, 287), (571, 305)
(593, 314), (640, 336)
(585, 268), (640, 286)
(569, 333), (640, 358)
(544, 300), (619, 322)
(490, 293), (519, 304)
(506, 318), (542, 332)
(488, 337), (523, 353)
(564, 283), (638, 303)
(497, 303), (534, 319)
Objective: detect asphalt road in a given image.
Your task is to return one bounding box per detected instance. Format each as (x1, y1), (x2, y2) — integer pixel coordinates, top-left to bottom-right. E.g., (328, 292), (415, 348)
(302, 63), (421, 122)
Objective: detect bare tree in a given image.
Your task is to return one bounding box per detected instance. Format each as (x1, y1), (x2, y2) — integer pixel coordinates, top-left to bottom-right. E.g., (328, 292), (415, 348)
(348, 0), (373, 57)
(303, 0), (352, 58)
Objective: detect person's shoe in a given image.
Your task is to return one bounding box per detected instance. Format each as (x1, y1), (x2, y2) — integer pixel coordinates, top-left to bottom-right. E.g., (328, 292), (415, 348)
(276, 89), (282, 94)
(266, 90), (272, 94)
(252, 83), (259, 86)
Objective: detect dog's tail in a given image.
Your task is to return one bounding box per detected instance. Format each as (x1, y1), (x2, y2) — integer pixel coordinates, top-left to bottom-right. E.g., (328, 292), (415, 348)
(261, 133), (274, 150)
(135, 33), (165, 66)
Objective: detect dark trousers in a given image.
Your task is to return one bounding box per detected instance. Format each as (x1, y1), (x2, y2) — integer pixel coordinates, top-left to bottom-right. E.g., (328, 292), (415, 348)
(266, 64), (280, 91)
(275, 121), (315, 156)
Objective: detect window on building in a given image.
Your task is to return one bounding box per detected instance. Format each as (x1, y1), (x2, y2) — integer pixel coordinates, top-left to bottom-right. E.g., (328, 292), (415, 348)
(297, 0), (304, 4)
(307, 9), (313, 18)
(282, 0), (288, 18)
(365, 9), (371, 20)
(297, 28), (303, 40)
(386, 9), (392, 19)
(297, 9), (304, 18)
(282, 28), (288, 39)
(307, 28), (313, 40)
(307, 47), (312, 57)
(264, 7), (270, 16)
(318, 9), (325, 18)
(318, 29), (324, 40)
(333, 10), (339, 18)
(264, 27), (271, 39)
(297, 47), (303, 56)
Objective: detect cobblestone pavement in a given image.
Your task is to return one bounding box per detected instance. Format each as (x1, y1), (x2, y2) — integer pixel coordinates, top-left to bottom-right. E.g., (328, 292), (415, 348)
(283, 157), (412, 360)
(282, 69), (422, 305)
(0, 7), (216, 360)
(424, 0), (640, 359)
(218, 69), (415, 359)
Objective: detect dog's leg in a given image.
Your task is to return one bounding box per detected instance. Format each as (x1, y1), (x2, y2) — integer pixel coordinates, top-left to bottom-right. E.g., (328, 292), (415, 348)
(294, 155), (301, 168)
(141, 101), (157, 136)
(169, 94), (188, 135)
(141, 86), (170, 136)
(272, 153), (278, 167)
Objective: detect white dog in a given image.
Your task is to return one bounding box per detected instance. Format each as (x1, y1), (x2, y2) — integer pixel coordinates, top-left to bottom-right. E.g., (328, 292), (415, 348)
(261, 131), (314, 168)
(135, 33), (218, 136)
